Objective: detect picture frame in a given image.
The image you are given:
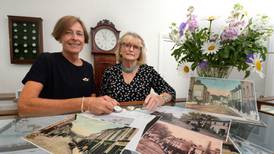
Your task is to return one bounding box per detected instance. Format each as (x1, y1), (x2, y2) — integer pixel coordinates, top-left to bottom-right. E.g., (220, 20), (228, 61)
(8, 15), (43, 64)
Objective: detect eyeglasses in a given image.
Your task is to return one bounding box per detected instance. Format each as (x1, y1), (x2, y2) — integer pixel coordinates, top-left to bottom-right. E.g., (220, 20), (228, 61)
(64, 30), (84, 38)
(121, 43), (142, 51)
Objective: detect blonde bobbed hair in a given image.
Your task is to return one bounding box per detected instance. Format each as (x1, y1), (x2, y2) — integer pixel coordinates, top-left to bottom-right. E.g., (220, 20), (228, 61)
(115, 32), (146, 65)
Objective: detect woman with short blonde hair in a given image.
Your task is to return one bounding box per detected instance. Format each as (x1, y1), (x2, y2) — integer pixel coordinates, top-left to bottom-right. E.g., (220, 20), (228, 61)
(101, 32), (176, 111)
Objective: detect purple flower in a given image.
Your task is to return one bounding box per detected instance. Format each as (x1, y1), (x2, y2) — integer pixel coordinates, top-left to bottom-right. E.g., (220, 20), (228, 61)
(179, 22), (187, 37)
(187, 15), (198, 32)
(221, 27), (240, 41)
(229, 20), (246, 28)
(221, 19), (245, 41)
(198, 61), (208, 69)
(246, 54), (254, 63)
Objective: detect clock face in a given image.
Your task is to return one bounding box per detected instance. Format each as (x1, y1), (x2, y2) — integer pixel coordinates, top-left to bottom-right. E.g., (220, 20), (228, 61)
(94, 29), (117, 51)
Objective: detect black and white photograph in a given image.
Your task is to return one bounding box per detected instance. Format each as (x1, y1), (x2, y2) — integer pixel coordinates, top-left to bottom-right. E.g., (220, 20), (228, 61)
(154, 106), (231, 141)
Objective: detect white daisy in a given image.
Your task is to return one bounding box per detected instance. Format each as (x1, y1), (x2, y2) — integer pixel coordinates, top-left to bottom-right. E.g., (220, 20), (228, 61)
(201, 41), (221, 55)
(248, 54), (264, 78)
(177, 63), (193, 76)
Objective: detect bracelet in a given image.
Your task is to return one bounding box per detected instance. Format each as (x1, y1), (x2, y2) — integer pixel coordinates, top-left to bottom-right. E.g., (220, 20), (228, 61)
(81, 96), (85, 112)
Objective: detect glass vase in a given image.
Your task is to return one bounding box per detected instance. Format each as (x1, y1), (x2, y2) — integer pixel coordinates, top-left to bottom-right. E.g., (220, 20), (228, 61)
(196, 65), (233, 78)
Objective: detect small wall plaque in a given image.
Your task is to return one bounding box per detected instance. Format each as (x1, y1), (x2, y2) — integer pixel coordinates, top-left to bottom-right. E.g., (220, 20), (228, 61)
(8, 16), (43, 64)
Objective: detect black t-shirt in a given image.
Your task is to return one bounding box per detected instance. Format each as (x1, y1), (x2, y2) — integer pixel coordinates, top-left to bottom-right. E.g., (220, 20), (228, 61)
(22, 52), (95, 99)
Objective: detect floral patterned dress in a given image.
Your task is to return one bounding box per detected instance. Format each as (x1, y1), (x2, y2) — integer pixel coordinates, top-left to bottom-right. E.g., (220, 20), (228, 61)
(100, 64), (176, 102)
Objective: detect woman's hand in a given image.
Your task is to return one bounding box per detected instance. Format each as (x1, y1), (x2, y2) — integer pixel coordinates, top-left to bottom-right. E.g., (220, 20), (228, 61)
(84, 96), (119, 115)
(143, 93), (165, 111)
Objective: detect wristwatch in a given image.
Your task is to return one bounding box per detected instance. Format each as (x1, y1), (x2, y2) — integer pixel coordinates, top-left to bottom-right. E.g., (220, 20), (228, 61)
(160, 94), (171, 103)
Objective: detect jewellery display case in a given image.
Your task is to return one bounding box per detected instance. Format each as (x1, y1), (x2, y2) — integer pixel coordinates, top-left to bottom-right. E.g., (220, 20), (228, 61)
(8, 16), (43, 64)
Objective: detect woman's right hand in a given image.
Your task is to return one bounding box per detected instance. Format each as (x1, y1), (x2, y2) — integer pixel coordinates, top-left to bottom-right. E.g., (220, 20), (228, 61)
(84, 96), (119, 115)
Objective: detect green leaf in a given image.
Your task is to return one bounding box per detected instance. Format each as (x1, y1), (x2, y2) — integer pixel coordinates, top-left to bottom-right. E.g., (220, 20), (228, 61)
(244, 70), (251, 79)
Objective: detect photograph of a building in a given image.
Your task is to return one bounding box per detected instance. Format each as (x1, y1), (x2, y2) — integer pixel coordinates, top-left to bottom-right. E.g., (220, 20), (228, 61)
(24, 114), (137, 154)
(136, 121), (222, 154)
(187, 77), (259, 122)
(153, 108), (231, 141)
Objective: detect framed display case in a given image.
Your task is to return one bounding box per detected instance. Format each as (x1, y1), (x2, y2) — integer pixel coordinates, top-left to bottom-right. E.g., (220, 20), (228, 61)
(8, 16), (43, 64)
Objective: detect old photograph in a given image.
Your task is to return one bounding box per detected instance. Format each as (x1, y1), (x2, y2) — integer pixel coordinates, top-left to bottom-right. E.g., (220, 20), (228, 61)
(24, 114), (138, 154)
(154, 106), (231, 141)
(0, 115), (69, 152)
(136, 121), (222, 154)
(187, 77), (260, 122)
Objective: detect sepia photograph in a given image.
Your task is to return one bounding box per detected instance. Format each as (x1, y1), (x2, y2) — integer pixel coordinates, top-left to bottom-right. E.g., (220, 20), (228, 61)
(136, 121), (222, 154)
(24, 114), (138, 154)
(187, 77), (260, 123)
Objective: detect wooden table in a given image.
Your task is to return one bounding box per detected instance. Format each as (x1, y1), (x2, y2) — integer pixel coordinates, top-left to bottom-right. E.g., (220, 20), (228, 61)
(0, 100), (18, 116)
(0, 98), (187, 117)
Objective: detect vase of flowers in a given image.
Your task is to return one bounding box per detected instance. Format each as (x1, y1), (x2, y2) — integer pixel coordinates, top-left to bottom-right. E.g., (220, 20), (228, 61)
(169, 3), (273, 78)
(196, 65), (233, 78)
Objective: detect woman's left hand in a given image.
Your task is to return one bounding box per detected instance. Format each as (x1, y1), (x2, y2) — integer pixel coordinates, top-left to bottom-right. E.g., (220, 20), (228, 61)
(143, 93), (165, 111)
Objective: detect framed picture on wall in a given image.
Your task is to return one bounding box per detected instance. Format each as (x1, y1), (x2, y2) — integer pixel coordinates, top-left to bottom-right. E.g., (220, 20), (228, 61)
(8, 16), (43, 64)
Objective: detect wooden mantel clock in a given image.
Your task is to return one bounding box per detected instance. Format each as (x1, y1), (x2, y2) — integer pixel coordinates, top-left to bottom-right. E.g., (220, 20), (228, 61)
(91, 19), (120, 95)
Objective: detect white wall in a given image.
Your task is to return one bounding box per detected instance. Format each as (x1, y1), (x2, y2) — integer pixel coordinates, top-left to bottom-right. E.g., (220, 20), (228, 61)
(0, 0), (273, 97)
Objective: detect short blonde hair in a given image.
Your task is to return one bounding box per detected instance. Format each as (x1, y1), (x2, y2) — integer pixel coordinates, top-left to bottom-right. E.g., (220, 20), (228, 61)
(52, 15), (89, 43)
(116, 32), (146, 64)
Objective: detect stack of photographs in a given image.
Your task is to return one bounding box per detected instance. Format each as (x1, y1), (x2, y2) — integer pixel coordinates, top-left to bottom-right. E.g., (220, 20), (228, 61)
(135, 106), (233, 154)
(22, 110), (161, 154)
(82, 109), (159, 152)
(135, 76), (266, 154)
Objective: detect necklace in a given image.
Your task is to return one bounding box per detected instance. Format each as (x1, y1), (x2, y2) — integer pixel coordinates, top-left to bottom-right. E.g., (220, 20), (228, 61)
(121, 64), (138, 73)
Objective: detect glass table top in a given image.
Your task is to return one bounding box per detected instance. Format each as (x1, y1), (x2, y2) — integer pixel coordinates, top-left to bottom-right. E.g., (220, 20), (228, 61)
(0, 107), (273, 154)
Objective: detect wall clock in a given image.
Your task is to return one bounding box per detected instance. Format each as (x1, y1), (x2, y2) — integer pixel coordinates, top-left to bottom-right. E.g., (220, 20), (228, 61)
(94, 28), (117, 51)
(91, 19), (120, 54)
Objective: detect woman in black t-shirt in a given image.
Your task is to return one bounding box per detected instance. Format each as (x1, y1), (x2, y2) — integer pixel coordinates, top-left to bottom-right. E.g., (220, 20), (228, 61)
(18, 16), (118, 117)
